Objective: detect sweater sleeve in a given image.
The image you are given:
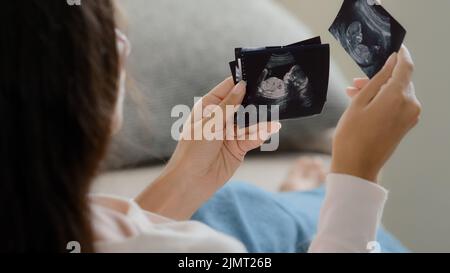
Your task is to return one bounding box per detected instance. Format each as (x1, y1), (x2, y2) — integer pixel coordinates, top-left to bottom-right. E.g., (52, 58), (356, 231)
(309, 174), (388, 253)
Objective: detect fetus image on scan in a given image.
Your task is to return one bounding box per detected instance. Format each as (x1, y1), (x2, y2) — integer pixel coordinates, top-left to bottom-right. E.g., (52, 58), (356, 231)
(255, 52), (312, 114)
(330, 0), (392, 77)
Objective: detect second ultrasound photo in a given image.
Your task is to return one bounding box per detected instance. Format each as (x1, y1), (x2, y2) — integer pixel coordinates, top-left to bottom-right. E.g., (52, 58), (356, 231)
(329, 0), (406, 78)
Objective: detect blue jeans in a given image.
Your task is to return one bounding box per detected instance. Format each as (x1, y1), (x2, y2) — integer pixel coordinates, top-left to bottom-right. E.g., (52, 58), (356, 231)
(192, 182), (409, 253)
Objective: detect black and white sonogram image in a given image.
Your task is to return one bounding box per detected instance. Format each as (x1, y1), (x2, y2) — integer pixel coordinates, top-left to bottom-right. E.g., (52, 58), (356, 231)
(255, 53), (312, 114)
(329, 0), (406, 78)
(237, 45), (330, 123)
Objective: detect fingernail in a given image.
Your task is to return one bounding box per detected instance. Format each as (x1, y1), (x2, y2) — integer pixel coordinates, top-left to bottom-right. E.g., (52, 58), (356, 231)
(232, 81), (247, 94)
(275, 122), (282, 131)
(270, 122), (282, 134)
(353, 77), (368, 83)
(263, 123), (281, 141)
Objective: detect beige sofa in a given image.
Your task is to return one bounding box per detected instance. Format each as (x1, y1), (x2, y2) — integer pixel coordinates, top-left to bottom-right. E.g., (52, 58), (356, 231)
(94, 154), (331, 198)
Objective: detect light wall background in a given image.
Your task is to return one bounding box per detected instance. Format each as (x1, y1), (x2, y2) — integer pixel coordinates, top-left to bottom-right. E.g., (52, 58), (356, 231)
(276, 0), (450, 252)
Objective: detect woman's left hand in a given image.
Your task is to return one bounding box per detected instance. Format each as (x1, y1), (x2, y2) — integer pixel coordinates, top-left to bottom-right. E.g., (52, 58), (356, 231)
(136, 78), (281, 220)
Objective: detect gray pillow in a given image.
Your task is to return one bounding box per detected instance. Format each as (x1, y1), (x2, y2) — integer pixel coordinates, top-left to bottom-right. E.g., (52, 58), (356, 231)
(105, 0), (349, 169)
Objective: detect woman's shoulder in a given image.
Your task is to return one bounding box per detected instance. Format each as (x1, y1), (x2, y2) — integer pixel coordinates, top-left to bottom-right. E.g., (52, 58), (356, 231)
(90, 194), (247, 253)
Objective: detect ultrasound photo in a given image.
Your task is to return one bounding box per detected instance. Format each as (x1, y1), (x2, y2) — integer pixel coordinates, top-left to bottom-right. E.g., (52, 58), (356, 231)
(229, 39), (329, 126)
(255, 53), (312, 113)
(329, 0), (406, 78)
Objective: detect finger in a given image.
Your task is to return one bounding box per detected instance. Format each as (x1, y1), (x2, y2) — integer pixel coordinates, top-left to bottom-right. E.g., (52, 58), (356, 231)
(223, 121), (281, 162)
(346, 86), (360, 98)
(190, 77), (236, 123)
(208, 77), (235, 101)
(391, 45), (415, 87)
(346, 78), (369, 98)
(233, 121), (280, 139)
(236, 121), (282, 152)
(201, 77), (236, 107)
(353, 78), (370, 89)
(355, 52), (397, 104)
(206, 81), (246, 125)
(407, 82), (418, 100)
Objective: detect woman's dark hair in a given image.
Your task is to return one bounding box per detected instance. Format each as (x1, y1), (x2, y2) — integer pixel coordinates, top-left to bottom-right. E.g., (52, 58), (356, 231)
(0, 1), (120, 252)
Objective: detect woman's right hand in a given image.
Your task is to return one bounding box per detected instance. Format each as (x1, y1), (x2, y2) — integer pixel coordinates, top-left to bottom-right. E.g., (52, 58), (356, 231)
(331, 46), (422, 182)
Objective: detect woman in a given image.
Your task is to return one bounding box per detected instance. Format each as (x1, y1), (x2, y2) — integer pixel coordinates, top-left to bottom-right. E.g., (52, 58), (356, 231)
(0, 1), (420, 252)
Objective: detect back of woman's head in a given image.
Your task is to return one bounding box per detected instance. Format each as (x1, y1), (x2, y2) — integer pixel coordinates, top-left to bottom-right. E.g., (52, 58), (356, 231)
(0, 0), (119, 252)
